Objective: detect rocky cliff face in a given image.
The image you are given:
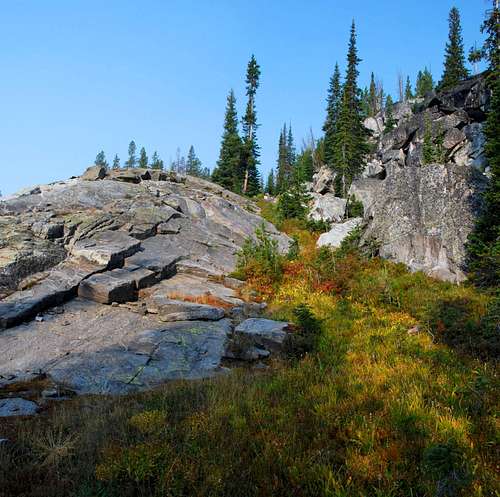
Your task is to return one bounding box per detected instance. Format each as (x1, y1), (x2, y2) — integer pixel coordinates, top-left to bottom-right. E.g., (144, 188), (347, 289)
(0, 171), (291, 399)
(312, 74), (491, 282)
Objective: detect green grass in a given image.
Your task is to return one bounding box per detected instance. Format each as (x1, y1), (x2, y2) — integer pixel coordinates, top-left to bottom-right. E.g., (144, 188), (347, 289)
(0, 227), (498, 497)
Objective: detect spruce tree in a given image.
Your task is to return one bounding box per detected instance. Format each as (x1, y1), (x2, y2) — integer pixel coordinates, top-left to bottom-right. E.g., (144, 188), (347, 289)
(150, 151), (164, 170)
(480, 0), (500, 72)
(323, 62), (342, 168)
(360, 87), (370, 117)
(126, 141), (137, 168)
(295, 148), (315, 183)
(186, 145), (203, 177)
(287, 124), (296, 168)
(138, 147), (148, 168)
(112, 154), (120, 170)
(265, 169), (276, 195)
(416, 68), (435, 97)
(94, 150), (108, 169)
(276, 125), (289, 193)
(384, 95), (397, 132)
(240, 55), (261, 195)
(438, 7), (469, 91)
(467, 1), (500, 286)
(212, 89), (242, 190)
(368, 72), (377, 116)
(332, 21), (369, 197)
(405, 76), (413, 100)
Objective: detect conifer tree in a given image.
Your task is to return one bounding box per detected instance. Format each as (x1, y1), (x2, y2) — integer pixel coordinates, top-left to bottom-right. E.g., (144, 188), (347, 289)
(467, 0), (500, 286)
(276, 124), (290, 193)
(212, 90), (242, 190)
(112, 154), (120, 170)
(150, 151), (164, 170)
(126, 141), (137, 168)
(287, 124), (296, 168)
(416, 68), (435, 97)
(265, 169), (276, 195)
(240, 55), (261, 195)
(186, 145), (203, 177)
(438, 7), (469, 91)
(332, 21), (369, 197)
(480, 0), (500, 72)
(405, 76), (413, 100)
(94, 150), (108, 169)
(323, 62), (342, 168)
(384, 95), (397, 132)
(360, 87), (370, 117)
(368, 72), (377, 116)
(295, 148), (315, 183)
(138, 147), (148, 168)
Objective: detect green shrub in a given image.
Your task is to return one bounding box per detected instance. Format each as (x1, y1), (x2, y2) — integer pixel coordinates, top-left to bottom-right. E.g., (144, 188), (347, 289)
(276, 184), (311, 222)
(286, 235), (300, 260)
(285, 304), (322, 358)
(422, 442), (471, 497)
(346, 194), (364, 218)
(305, 217), (331, 233)
(233, 223), (285, 282)
(336, 224), (363, 257)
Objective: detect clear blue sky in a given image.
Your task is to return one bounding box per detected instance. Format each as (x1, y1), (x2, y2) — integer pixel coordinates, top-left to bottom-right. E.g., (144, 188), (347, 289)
(0, 0), (488, 195)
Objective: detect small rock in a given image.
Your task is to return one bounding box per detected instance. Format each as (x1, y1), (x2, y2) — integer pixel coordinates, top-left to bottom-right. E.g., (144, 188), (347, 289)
(317, 218), (363, 249)
(308, 193), (347, 223)
(81, 165), (107, 181)
(407, 325), (421, 335)
(234, 318), (290, 352)
(254, 362), (269, 370)
(35, 314), (44, 322)
(0, 398), (39, 417)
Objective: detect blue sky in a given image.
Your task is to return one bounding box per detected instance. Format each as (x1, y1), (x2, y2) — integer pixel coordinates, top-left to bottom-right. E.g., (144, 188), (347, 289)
(0, 0), (488, 195)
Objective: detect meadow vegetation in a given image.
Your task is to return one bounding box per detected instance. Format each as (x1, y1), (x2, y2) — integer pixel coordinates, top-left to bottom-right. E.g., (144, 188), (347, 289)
(0, 202), (498, 497)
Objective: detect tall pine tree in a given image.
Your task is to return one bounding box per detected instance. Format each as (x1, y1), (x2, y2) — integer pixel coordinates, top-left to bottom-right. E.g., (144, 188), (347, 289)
(332, 21), (369, 197)
(265, 168), (276, 195)
(295, 147), (315, 183)
(150, 151), (164, 170)
(112, 154), (120, 170)
(276, 124), (289, 193)
(212, 90), (242, 190)
(287, 124), (296, 168)
(368, 72), (377, 116)
(126, 141), (137, 168)
(240, 55), (261, 195)
(138, 147), (148, 168)
(94, 150), (108, 169)
(438, 7), (469, 91)
(416, 68), (435, 97)
(186, 145), (203, 177)
(384, 95), (397, 132)
(467, 1), (500, 286)
(323, 62), (342, 168)
(405, 76), (413, 100)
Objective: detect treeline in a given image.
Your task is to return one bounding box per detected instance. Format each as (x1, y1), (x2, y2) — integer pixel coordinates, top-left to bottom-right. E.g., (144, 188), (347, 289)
(92, 141), (210, 179)
(360, 68), (435, 118)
